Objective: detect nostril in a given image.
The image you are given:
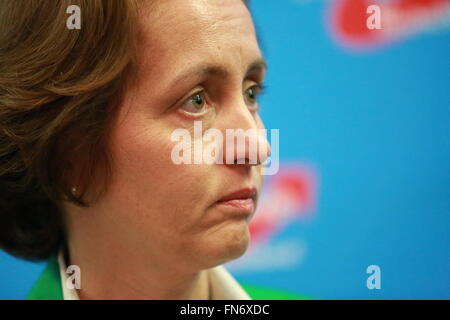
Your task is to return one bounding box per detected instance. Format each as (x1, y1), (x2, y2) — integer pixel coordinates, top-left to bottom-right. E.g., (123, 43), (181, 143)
(235, 156), (256, 166)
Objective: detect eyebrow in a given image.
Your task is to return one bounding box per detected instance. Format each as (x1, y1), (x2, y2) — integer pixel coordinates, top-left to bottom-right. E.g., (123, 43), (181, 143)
(246, 58), (268, 76)
(169, 58), (268, 88)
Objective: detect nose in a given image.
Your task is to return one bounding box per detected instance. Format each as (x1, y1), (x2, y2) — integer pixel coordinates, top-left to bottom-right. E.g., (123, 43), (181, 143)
(220, 103), (271, 166)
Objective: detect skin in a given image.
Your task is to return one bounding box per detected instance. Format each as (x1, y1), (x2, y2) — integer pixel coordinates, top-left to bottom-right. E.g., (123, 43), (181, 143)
(64, 0), (270, 300)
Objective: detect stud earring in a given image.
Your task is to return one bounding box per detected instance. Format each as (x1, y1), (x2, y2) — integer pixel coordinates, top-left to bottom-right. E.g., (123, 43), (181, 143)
(71, 187), (78, 197)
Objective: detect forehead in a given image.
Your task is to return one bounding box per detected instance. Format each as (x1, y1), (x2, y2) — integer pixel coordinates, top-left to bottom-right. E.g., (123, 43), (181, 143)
(135, 0), (261, 78)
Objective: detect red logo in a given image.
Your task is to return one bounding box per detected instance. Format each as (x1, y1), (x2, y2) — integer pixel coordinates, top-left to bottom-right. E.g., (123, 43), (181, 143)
(249, 165), (318, 241)
(329, 0), (450, 49)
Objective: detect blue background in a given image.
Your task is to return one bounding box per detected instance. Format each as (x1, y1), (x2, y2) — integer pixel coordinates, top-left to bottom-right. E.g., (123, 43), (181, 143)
(1, 0), (449, 299)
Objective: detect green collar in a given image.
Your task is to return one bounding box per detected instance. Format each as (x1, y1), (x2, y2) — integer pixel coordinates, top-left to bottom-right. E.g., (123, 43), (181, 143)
(26, 255), (63, 300)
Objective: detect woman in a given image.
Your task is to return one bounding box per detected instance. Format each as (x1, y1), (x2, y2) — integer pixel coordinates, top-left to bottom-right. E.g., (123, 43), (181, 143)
(0, 0), (270, 299)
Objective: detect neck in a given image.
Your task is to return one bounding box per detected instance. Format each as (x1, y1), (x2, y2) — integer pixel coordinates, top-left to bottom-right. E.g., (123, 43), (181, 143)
(64, 233), (211, 300)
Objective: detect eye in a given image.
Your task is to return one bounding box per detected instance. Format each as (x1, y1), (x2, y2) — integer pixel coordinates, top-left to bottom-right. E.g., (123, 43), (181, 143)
(244, 83), (265, 109)
(179, 92), (208, 115)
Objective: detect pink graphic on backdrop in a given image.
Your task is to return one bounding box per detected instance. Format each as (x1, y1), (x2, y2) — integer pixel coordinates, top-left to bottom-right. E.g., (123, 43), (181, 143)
(328, 0), (450, 50)
(249, 165), (318, 242)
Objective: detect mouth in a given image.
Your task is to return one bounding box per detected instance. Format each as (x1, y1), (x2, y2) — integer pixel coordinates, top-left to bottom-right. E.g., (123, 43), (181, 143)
(215, 187), (258, 215)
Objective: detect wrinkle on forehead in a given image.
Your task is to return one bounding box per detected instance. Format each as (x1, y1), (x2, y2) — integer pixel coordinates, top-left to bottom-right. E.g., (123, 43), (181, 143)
(136, 0), (254, 50)
(124, 0), (261, 113)
(131, 0), (259, 82)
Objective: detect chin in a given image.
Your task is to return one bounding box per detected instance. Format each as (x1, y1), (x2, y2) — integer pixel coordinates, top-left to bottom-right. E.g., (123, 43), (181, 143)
(195, 220), (251, 269)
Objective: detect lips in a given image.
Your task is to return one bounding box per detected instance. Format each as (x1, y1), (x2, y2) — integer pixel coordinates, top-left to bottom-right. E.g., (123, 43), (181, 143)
(215, 187), (257, 214)
(218, 187), (257, 202)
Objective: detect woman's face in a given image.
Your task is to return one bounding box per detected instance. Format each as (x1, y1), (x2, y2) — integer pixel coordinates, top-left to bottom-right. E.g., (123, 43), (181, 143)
(91, 0), (269, 272)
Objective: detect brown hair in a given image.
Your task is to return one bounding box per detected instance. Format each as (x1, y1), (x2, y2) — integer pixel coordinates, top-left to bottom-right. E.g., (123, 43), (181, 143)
(0, 0), (138, 260)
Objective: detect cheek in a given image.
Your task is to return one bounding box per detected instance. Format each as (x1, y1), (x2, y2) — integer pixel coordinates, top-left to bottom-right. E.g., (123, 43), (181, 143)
(109, 120), (214, 230)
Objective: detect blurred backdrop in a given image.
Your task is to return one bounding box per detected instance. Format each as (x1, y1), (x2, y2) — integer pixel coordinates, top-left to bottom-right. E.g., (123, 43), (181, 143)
(1, 0), (449, 299)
